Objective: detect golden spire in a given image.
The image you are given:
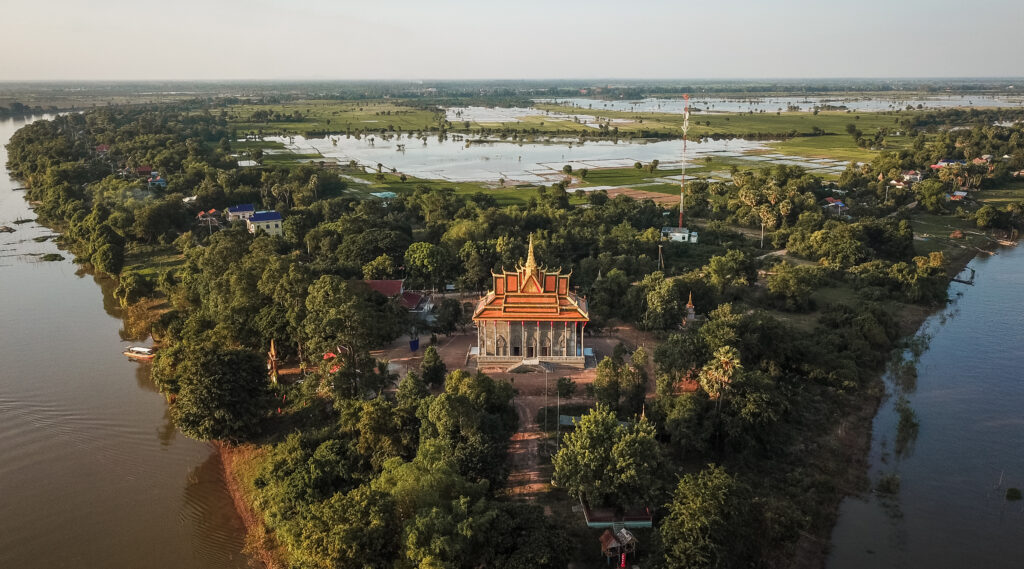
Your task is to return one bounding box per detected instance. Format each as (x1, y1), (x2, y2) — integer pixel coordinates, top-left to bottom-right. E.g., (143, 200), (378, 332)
(525, 234), (537, 273)
(686, 291), (694, 308)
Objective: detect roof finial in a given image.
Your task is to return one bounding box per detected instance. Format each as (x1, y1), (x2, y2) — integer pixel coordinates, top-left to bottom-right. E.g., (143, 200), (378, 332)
(686, 290), (694, 308)
(525, 234), (537, 272)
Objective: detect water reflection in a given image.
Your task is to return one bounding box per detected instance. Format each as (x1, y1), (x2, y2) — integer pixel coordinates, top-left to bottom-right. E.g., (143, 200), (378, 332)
(829, 249), (1024, 568)
(0, 114), (251, 569)
(183, 451), (250, 568)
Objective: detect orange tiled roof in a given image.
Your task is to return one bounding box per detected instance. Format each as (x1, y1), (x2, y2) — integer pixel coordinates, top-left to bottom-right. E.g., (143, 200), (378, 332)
(472, 237), (589, 323)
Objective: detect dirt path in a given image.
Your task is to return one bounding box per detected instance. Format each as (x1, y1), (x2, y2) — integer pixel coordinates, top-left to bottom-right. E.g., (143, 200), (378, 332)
(508, 395), (548, 498)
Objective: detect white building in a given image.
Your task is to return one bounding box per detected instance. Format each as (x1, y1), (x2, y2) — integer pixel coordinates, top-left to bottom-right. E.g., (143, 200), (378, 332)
(246, 211), (283, 236)
(661, 226), (698, 244)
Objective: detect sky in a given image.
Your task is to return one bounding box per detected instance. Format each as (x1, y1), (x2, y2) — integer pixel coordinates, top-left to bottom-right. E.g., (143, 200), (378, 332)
(2, 0), (1023, 81)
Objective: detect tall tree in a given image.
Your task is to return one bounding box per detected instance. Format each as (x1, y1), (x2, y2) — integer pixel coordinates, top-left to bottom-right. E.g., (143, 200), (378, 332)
(171, 347), (270, 442)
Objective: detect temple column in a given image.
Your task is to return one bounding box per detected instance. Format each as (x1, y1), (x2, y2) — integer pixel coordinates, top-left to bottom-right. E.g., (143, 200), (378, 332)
(535, 321), (540, 358)
(580, 322), (586, 358)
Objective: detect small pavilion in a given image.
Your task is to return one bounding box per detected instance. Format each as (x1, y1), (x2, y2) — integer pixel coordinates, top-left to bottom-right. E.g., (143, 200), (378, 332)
(472, 237), (589, 368)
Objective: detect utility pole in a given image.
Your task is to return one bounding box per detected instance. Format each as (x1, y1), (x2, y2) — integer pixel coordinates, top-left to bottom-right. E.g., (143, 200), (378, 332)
(679, 93), (690, 229)
(544, 369), (549, 432)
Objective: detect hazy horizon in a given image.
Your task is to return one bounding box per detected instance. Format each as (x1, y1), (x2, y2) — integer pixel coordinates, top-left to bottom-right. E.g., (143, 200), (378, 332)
(3, 0), (1023, 81)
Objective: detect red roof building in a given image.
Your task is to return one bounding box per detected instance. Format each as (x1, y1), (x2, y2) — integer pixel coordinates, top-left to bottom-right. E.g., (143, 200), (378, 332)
(364, 279), (405, 297)
(364, 279), (431, 312)
(472, 237), (589, 368)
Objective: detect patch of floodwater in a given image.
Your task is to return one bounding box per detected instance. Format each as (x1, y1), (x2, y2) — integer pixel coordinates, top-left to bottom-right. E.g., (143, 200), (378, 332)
(445, 106), (632, 128)
(539, 95), (1024, 114)
(339, 174), (371, 185)
(271, 133), (772, 184)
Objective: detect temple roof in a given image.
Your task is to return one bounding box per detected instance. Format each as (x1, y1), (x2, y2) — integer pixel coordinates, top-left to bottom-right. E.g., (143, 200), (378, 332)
(473, 236), (589, 322)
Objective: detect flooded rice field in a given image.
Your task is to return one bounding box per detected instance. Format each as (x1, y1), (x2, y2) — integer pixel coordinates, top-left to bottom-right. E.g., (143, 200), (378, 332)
(275, 134), (851, 184)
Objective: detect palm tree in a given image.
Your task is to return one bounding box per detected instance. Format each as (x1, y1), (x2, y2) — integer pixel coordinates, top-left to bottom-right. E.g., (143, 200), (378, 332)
(699, 346), (742, 414)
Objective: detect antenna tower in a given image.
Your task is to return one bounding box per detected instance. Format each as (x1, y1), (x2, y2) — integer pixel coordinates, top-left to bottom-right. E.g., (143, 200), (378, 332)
(679, 94), (690, 228)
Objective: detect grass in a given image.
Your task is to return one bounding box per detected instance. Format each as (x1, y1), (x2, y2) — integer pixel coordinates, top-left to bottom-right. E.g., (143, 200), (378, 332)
(226, 100), (443, 136)
(338, 169), (543, 205)
(123, 243), (184, 278)
(976, 180), (1024, 204)
(535, 103), (907, 135)
(768, 135), (882, 163)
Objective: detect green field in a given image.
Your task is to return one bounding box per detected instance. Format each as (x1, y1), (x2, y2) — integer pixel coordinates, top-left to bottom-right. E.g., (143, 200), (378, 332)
(533, 103), (906, 137)
(226, 100), (442, 135)
(123, 243), (184, 277)
(977, 180), (1024, 204)
(336, 169), (547, 206)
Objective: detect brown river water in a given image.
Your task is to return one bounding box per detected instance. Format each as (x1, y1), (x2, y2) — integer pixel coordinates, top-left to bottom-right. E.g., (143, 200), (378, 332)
(0, 115), (251, 568)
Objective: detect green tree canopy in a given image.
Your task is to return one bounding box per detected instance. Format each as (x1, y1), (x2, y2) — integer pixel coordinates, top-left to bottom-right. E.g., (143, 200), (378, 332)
(552, 404), (663, 506)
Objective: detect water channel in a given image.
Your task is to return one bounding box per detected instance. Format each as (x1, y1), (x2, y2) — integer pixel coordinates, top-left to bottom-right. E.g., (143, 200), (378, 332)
(0, 116), (250, 568)
(828, 246), (1024, 568)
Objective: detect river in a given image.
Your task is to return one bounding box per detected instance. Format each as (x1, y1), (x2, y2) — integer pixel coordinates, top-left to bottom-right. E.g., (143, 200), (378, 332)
(0, 116), (251, 568)
(828, 246), (1024, 568)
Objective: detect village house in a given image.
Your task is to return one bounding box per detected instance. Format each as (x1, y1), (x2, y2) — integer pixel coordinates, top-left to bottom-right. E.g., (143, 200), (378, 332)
(362, 279), (431, 313)
(147, 175), (167, 189)
(246, 210), (283, 236)
(824, 196), (849, 215)
(902, 170), (923, 183)
(472, 238), (590, 368)
(226, 203), (256, 221)
(660, 226), (699, 243)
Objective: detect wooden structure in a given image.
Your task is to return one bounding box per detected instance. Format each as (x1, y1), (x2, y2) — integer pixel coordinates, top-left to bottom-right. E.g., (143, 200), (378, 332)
(472, 236), (589, 368)
(599, 527), (638, 561)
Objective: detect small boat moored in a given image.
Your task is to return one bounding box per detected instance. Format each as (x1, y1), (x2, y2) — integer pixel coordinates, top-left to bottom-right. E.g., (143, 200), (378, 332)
(123, 346), (155, 360)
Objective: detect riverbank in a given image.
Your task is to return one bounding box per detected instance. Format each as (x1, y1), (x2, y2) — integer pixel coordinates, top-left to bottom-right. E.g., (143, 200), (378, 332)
(796, 240), (991, 568)
(829, 240), (1024, 567)
(216, 442), (281, 569)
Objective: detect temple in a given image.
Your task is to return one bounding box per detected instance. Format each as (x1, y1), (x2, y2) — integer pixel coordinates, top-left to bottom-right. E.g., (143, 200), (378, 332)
(472, 236), (589, 368)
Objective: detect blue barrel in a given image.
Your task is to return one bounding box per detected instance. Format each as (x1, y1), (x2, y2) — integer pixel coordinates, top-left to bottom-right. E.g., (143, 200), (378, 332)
(409, 337), (420, 352)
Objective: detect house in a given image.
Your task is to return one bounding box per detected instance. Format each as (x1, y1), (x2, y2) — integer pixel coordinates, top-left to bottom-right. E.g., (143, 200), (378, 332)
(246, 211), (283, 236)
(95, 144), (110, 154)
(931, 159), (964, 169)
(226, 204), (256, 221)
(661, 226), (699, 244)
(889, 180), (907, 190)
(472, 237), (589, 368)
(147, 175), (167, 189)
(950, 191), (969, 201)
(135, 165), (153, 176)
(363, 279), (431, 312)
(824, 197), (849, 215)
(972, 157), (990, 165)
(902, 170), (923, 183)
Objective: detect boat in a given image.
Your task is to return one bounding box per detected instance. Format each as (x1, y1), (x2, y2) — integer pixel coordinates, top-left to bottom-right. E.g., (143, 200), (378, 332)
(123, 346), (155, 360)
